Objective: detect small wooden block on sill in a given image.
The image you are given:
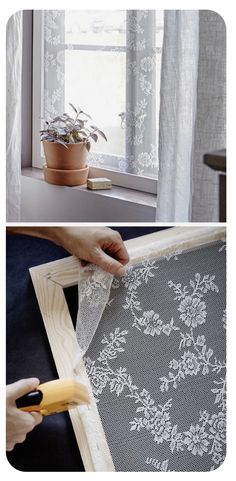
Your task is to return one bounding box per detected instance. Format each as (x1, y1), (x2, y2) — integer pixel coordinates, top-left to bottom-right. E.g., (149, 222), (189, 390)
(87, 177), (112, 190)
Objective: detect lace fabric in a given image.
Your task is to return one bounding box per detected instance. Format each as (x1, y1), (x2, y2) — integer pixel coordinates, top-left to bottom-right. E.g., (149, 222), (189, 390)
(42, 10), (163, 177)
(77, 241), (226, 471)
(75, 265), (114, 359)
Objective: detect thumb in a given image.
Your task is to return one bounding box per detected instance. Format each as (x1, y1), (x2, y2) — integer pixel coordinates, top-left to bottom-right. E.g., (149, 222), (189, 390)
(7, 378), (40, 402)
(94, 249), (126, 276)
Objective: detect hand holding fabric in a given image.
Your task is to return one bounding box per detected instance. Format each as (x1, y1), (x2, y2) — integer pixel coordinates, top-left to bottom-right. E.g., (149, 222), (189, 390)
(7, 226), (130, 276)
(53, 227), (129, 276)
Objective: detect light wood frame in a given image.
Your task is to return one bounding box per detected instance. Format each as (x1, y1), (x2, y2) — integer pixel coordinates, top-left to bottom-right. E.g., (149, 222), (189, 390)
(29, 226), (225, 471)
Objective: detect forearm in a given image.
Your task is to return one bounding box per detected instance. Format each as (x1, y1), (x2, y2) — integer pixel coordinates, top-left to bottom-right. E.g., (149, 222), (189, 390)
(6, 227), (129, 275)
(6, 227), (61, 244)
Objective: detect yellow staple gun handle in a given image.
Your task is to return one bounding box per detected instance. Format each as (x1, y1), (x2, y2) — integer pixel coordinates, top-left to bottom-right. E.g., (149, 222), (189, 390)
(16, 379), (89, 416)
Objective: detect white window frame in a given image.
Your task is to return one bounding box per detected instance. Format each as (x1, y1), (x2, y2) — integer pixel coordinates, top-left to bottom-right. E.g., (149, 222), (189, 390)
(32, 10), (158, 195)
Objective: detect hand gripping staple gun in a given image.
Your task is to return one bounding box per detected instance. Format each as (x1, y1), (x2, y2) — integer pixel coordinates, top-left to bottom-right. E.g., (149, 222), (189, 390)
(16, 379), (89, 416)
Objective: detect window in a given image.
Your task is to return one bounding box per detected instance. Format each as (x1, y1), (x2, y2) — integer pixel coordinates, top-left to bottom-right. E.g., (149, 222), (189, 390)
(32, 10), (164, 190)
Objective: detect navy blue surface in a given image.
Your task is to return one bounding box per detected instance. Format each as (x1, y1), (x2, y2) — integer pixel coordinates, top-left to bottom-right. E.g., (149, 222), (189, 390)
(6, 227), (167, 471)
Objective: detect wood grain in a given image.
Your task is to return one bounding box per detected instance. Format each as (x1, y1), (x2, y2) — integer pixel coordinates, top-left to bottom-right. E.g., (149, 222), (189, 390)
(30, 269), (115, 471)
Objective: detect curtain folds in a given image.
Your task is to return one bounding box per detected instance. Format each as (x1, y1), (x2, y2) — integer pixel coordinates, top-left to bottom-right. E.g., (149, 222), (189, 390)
(6, 11), (23, 222)
(191, 11), (226, 222)
(6, 10), (226, 222)
(156, 10), (226, 222)
(156, 11), (199, 222)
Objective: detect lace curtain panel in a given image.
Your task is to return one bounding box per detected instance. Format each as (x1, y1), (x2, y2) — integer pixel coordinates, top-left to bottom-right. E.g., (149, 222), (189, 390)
(6, 11), (22, 222)
(42, 10), (163, 177)
(79, 240), (226, 471)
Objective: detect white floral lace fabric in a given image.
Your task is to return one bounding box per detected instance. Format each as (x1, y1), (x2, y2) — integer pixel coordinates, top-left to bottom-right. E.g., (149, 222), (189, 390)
(42, 10), (163, 176)
(43, 11), (65, 120)
(81, 241), (226, 471)
(76, 265), (113, 358)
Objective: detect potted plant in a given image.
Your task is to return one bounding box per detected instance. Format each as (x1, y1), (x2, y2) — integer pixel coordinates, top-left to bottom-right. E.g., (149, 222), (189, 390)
(40, 103), (107, 186)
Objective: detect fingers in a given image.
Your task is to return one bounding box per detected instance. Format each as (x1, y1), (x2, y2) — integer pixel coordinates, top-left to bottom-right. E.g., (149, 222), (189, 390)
(93, 230), (129, 275)
(51, 226), (130, 276)
(6, 442), (15, 451)
(10, 409), (39, 433)
(7, 378), (40, 402)
(6, 409), (42, 451)
(94, 249), (127, 276)
(30, 412), (43, 426)
(6, 379), (43, 452)
(107, 231), (130, 267)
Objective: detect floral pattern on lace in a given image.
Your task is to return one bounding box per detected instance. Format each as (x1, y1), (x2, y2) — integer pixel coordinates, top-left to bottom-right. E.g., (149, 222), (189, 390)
(111, 260), (180, 337)
(42, 10), (163, 176)
(43, 11), (65, 119)
(125, 10), (163, 175)
(83, 241), (226, 471)
(159, 274), (225, 392)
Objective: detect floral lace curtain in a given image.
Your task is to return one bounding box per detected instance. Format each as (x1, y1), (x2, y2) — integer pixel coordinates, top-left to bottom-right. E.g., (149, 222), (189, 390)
(125, 11), (158, 176)
(43, 11), (65, 120)
(42, 10), (162, 177)
(80, 241), (226, 471)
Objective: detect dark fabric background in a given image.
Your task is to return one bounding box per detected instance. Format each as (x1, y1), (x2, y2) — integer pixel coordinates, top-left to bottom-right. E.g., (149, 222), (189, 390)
(6, 227), (167, 471)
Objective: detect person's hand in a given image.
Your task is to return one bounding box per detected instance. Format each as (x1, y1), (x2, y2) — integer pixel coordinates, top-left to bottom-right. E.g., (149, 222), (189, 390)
(52, 227), (130, 276)
(6, 378), (43, 451)
(6, 226), (130, 276)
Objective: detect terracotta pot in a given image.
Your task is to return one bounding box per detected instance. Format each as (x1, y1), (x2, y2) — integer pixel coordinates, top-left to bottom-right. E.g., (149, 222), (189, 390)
(43, 141), (88, 170)
(43, 164), (89, 186)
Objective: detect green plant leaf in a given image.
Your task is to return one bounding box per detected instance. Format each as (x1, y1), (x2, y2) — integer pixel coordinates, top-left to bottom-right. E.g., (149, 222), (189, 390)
(90, 133), (98, 142)
(69, 102), (78, 114)
(97, 129), (108, 142)
(80, 110), (92, 120)
(40, 103), (106, 146)
(41, 134), (54, 142)
(55, 139), (69, 148)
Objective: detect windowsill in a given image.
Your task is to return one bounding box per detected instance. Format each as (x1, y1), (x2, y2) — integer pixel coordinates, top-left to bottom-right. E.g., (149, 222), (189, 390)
(21, 167), (156, 209)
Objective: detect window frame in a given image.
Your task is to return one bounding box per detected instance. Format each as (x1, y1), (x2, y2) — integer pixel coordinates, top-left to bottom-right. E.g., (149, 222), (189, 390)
(31, 10), (158, 195)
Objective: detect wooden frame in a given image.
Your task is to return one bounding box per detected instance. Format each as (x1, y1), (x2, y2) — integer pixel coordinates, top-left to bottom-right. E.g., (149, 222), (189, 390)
(29, 226), (225, 471)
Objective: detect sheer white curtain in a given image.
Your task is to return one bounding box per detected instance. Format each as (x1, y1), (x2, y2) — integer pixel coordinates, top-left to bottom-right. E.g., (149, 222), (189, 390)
(191, 11), (226, 222)
(156, 10), (226, 222)
(6, 11), (23, 222)
(156, 11), (199, 222)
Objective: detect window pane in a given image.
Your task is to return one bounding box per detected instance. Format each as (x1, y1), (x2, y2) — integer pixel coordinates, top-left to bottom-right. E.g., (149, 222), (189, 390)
(65, 50), (125, 157)
(64, 10), (126, 158)
(39, 10), (164, 178)
(65, 10), (126, 46)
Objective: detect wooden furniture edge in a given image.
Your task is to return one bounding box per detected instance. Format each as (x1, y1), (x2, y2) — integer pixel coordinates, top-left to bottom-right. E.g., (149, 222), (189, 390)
(204, 149), (226, 173)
